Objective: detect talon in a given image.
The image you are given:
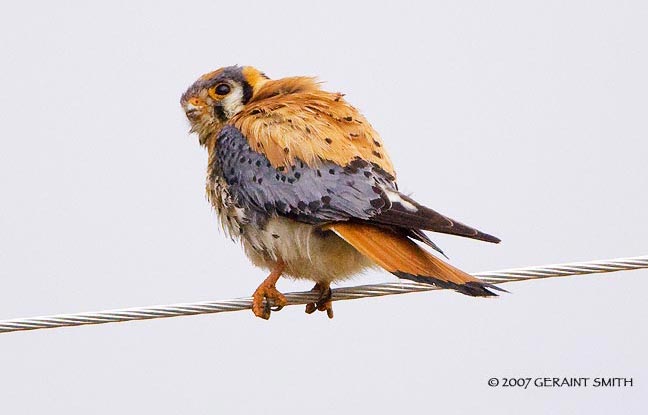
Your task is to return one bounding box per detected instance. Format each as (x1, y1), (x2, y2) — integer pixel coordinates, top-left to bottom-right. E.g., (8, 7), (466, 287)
(316, 298), (334, 319)
(253, 300), (271, 320)
(251, 261), (286, 320)
(304, 283), (335, 318)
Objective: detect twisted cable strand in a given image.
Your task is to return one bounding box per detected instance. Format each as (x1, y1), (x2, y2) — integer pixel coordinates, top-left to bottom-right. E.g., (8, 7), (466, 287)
(1, 255), (646, 334)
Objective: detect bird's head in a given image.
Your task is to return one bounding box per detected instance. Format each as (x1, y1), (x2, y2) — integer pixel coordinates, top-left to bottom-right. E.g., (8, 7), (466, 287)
(180, 65), (269, 145)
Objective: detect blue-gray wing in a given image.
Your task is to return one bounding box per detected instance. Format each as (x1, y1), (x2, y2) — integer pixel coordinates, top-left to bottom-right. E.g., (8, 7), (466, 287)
(214, 125), (396, 224)
(214, 125), (500, 245)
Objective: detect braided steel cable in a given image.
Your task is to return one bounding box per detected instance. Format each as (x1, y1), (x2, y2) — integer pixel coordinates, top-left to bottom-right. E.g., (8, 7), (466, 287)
(1, 255), (646, 334)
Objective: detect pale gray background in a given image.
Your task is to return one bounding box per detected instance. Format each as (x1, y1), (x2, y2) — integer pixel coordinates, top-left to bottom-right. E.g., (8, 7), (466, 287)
(1, 1), (646, 414)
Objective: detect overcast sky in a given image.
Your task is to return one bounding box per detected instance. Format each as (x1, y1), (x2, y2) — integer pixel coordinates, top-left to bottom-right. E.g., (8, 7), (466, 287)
(1, 1), (646, 414)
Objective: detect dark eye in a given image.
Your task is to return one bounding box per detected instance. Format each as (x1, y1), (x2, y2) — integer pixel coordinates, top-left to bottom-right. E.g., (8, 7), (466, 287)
(215, 84), (231, 95)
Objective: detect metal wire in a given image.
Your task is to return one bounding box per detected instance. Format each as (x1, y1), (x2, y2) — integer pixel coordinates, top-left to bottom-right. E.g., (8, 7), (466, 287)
(1, 255), (646, 334)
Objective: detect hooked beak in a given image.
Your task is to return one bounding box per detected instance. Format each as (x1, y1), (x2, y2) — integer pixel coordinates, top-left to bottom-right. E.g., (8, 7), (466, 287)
(182, 97), (206, 121)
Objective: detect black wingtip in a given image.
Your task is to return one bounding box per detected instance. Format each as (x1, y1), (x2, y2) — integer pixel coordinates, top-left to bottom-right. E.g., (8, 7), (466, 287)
(406, 229), (450, 259)
(375, 193), (502, 245)
(479, 233), (501, 244)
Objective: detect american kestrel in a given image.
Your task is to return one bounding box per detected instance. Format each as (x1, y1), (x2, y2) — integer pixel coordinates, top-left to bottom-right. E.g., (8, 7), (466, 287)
(181, 66), (502, 319)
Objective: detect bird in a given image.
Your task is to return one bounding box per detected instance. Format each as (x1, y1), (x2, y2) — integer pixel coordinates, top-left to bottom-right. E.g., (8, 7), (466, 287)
(180, 65), (502, 320)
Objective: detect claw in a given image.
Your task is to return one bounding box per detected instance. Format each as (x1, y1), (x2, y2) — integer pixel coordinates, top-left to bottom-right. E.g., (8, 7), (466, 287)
(251, 261), (286, 320)
(259, 301), (271, 320)
(305, 283), (334, 318)
(305, 302), (317, 314)
(316, 299), (334, 319)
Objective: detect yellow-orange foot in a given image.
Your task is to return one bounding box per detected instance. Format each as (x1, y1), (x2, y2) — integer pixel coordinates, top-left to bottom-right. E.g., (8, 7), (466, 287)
(305, 283), (334, 319)
(252, 261), (286, 320)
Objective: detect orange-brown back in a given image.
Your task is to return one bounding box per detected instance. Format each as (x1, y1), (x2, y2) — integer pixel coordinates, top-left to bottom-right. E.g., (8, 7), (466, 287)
(231, 77), (395, 176)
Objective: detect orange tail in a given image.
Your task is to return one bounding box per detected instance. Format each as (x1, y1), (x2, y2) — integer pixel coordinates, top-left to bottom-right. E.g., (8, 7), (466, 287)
(326, 222), (502, 297)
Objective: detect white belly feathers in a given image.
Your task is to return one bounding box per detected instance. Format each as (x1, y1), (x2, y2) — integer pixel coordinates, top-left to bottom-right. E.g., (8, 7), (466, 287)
(241, 216), (375, 283)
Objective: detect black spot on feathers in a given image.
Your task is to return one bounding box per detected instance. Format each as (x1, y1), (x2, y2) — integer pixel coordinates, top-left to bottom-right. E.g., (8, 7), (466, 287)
(214, 125), (400, 225)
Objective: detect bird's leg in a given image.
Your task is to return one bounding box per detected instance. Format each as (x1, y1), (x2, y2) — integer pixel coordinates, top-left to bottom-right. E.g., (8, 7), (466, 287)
(252, 260), (287, 320)
(305, 282), (334, 319)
